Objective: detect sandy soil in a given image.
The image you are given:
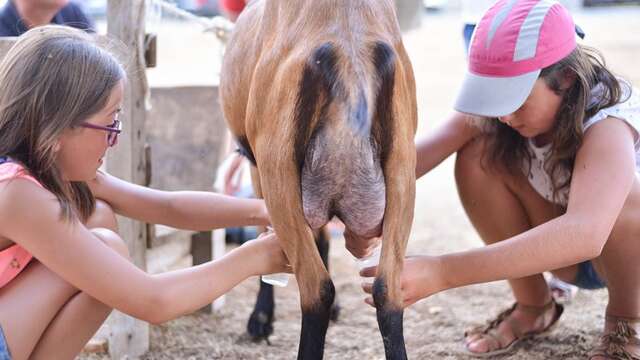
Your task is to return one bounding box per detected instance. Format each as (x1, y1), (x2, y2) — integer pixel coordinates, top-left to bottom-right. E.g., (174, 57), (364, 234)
(81, 5), (640, 360)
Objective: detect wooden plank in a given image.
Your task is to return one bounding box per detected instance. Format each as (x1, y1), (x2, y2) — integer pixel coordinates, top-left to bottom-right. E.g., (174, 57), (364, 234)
(105, 0), (150, 358)
(146, 86), (227, 192)
(146, 85), (229, 313)
(191, 231), (214, 313)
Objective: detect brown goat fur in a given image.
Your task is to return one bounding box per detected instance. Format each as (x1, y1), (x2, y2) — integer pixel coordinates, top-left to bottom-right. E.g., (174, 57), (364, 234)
(220, 1), (417, 358)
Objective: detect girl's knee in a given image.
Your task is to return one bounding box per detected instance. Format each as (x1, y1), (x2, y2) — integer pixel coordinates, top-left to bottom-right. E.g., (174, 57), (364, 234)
(86, 200), (118, 232)
(90, 228), (130, 259)
(25, 261), (78, 297)
(455, 137), (491, 183)
(455, 137), (516, 187)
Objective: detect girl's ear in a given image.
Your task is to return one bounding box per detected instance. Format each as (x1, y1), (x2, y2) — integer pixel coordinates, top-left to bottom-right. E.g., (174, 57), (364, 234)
(53, 140), (61, 153)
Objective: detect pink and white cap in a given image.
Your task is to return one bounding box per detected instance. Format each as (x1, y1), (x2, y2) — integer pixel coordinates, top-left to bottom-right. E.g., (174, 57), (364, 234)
(454, 0), (577, 117)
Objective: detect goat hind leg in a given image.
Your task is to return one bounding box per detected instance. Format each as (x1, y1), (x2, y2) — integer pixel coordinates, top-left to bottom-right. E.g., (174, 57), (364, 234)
(258, 157), (335, 360)
(374, 142), (415, 360)
(246, 166), (275, 340)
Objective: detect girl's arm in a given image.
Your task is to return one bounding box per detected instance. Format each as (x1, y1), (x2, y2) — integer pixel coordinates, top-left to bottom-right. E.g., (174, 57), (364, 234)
(88, 171), (269, 231)
(364, 117), (638, 306)
(415, 111), (481, 178)
(0, 186), (287, 323)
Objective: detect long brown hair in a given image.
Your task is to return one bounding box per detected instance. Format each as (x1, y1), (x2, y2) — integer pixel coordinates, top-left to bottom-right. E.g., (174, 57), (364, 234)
(0, 26), (126, 221)
(482, 44), (629, 204)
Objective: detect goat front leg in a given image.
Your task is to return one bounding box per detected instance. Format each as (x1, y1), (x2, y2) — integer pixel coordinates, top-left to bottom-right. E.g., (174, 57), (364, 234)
(257, 149), (335, 360)
(374, 138), (415, 360)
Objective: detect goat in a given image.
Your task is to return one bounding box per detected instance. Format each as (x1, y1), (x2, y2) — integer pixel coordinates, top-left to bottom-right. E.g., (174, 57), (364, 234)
(220, 1), (417, 358)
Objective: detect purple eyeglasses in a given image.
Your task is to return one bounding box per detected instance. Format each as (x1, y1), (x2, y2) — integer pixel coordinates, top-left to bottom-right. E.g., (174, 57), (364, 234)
(80, 119), (122, 147)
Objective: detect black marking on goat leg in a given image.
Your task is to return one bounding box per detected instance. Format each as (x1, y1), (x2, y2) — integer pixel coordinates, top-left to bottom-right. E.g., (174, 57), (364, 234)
(316, 229), (330, 270)
(373, 277), (407, 360)
(236, 136), (257, 166)
(294, 43), (344, 173)
(370, 42), (396, 167)
(298, 279), (335, 360)
(247, 279), (275, 341)
(316, 229), (340, 322)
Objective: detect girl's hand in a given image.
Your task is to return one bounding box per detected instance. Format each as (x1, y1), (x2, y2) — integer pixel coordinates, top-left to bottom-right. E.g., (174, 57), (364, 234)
(239, 230), (290, 276)
(360, 255), (445, 308)
(223, 153), (246, 195)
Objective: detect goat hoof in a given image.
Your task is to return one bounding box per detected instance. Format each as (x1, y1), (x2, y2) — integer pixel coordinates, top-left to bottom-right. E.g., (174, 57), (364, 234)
(330, 303), (341, 322)
(247, 309), (274, 340)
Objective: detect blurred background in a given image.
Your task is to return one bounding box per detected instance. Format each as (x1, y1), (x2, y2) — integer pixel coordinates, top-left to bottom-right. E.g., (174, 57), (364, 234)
(24, 0), (633, 90)
(10, 0), (637, 19)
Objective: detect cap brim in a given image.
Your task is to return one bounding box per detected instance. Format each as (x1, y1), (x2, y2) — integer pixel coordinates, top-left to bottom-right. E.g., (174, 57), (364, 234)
(454, 69), (541, 118)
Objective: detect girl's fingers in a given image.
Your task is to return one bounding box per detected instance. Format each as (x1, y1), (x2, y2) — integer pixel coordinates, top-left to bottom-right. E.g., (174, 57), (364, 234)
(365, 297), (375, 307)
(361, 281), (373, 294)
(364, 296), (414, 308)
(359, 266), (377, 278)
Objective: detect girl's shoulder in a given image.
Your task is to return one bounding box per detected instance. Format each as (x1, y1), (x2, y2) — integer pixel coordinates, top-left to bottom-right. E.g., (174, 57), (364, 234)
(0, 161), (59, 240)
(0, 160), (48, 228)
(0, 159), (42, 188)
(585, 82), (640, 146)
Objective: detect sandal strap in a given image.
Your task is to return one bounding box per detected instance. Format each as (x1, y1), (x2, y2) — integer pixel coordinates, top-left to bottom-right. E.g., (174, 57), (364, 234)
(464, 300), (562, 350)
(589, 316), (640, 359)
(517, 299), (556, 315)
(464, 303), (518, 338)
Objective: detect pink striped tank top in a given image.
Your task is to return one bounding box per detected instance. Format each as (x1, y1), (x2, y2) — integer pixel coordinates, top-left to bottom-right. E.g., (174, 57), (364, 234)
(0, 158), (42, 288)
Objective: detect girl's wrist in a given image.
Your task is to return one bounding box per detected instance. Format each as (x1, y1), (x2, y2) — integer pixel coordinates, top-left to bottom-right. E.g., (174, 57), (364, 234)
(254, 200), (270, 226)
(227, 245), (260, 278)
(419, 255), (448, 295)
(431, 255), (453, 293)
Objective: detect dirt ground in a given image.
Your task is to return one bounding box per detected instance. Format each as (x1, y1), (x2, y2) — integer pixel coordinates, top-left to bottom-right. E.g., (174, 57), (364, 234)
(82, 5), (640, 360)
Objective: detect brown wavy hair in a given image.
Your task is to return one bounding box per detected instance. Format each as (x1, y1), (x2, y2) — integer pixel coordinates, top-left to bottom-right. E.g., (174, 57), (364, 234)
(0, 26), (125, 221)
(482, 44), (629, 204)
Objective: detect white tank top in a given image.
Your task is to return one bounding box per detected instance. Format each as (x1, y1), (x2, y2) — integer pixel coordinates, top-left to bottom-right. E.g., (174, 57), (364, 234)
(526, 81), (640, 206)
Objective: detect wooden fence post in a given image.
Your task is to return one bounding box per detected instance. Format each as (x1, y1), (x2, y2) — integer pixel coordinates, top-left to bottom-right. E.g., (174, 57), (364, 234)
(105, 0), (150, 358)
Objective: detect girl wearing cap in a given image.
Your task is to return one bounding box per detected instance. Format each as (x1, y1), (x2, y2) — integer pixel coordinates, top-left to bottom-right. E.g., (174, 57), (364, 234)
(360, 0), (640, 358)
(0, 26), (290, 359)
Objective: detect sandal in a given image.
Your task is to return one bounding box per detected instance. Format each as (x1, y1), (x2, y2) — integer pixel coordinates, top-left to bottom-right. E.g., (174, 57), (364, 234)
(588, 315), (640, 359)
(463, 300), (564, 358)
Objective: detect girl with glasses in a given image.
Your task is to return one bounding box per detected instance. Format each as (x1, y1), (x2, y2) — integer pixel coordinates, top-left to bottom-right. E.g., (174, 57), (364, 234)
(0, 26), (289, 359)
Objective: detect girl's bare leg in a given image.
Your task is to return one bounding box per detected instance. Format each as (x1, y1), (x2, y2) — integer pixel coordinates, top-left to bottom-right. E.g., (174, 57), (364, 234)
(0, 201), (130, 360)
(455, 138), (571, 353)
(593, 184), (640, 319)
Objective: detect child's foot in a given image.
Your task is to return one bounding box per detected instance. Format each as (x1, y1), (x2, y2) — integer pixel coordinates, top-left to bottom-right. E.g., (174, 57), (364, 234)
(588, 315), (640, 359)
(464, 300), (563, 357)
